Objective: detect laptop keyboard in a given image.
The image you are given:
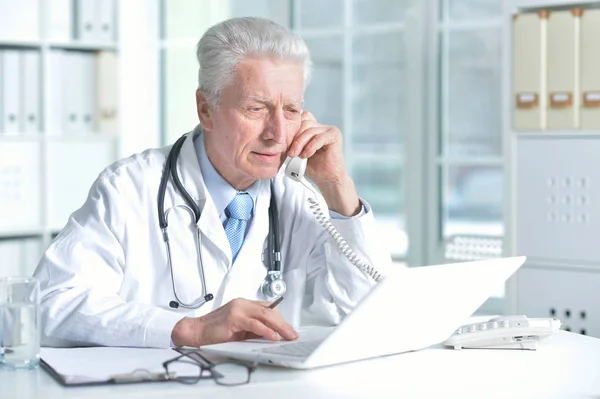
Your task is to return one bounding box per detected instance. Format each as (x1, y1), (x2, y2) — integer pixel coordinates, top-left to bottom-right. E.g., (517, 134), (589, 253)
(260, 339), (323, 357)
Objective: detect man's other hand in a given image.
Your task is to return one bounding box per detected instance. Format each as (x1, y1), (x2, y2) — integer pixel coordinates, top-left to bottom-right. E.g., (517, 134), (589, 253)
(170, 298), (299, 347)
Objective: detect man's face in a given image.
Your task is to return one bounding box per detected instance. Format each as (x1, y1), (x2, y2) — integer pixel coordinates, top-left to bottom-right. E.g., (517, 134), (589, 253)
(200, 57), (304, 190)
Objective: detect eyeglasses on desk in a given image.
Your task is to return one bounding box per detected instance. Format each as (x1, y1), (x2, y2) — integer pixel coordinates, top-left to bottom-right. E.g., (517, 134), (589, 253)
(162, 350), (257, 386)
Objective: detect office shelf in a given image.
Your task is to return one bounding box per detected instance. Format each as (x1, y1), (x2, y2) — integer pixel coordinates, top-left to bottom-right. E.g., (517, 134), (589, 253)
(0, 228), (44, 239)
(45, 132), (120, 142)
(0, 134), (43, 142)
(0, 40), (42, 49)
(0, 0), (121, 277)
(516, 131), (600, 138)
(48, 41), (119, 52)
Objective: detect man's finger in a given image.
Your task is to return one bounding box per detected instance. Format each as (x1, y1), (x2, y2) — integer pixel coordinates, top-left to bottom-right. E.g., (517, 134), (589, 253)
(301, 111), (317, 122)
(299, 118), (318, 131)
(251, 306), (299, 341)
(289, 126), (326, 157)
(239, 318), (281, 341)
(261, 318), (299, 341)
(242, 302), (298, 341)
(300, 129), (336, 158)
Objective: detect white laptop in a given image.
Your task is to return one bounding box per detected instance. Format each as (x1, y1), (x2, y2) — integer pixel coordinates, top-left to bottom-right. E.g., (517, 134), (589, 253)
(201, 256), (527, 369)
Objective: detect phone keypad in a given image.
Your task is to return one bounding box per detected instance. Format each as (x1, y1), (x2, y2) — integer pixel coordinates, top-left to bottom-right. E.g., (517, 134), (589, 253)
(453, 321), (507, 336)
(453, 317), (529, 336)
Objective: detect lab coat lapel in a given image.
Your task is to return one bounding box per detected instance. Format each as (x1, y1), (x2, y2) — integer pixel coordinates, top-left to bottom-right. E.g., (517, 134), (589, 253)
(175, 129), (230, 264)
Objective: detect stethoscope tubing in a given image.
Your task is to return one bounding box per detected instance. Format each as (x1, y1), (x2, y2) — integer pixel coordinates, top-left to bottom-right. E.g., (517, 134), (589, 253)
(158, 134), (283, 309)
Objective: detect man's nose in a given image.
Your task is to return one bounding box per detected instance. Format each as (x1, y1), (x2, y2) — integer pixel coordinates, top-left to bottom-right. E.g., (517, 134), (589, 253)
(264, 109), (287, 143)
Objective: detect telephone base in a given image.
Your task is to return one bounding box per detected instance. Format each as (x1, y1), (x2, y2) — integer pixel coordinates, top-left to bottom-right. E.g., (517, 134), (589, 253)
(444, 315), (561, 351)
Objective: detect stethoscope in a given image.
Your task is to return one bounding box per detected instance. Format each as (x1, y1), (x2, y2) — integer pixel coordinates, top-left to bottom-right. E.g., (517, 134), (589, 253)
(157, 134), (287, 310)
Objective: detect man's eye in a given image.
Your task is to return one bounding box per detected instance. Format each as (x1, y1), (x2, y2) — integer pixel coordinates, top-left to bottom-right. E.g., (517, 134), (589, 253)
(249, 107), (263, 112)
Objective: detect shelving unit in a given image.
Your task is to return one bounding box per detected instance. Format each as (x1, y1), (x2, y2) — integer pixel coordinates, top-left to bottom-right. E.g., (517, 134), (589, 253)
(0, 0), (120, 278)
(504, 0), (600, 337)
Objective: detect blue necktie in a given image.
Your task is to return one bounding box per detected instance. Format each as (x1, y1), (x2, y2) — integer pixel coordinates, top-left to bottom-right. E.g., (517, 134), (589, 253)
(224, 193), (253, 262)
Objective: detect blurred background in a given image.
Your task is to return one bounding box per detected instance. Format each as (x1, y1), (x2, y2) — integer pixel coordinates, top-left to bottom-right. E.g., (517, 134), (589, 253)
(0, 0), (525, 316)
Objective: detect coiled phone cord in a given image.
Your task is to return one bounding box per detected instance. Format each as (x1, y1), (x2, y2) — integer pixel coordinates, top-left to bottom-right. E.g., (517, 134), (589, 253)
(307, 196), (382, 282)
(286, 157), (383, 283)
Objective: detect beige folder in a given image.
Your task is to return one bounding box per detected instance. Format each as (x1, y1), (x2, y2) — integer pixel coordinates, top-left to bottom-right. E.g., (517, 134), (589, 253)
(513, 12), (546, 130)
(580, 9), (600, 130)
(546, 10), (579, 130)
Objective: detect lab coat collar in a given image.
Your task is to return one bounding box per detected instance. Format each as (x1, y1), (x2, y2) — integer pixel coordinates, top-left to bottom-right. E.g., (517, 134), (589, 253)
(175, 127), (229, 265)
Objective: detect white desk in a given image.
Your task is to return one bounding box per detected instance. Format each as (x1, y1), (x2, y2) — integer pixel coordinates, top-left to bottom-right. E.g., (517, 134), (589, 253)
(2, 331), (599, 399)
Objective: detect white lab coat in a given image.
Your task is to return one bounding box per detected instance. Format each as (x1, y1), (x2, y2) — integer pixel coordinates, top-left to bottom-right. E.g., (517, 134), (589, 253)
(34, 129), (393, 348)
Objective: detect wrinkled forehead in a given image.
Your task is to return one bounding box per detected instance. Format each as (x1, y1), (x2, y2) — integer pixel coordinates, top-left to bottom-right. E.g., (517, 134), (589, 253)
(230, 56), (305, 101)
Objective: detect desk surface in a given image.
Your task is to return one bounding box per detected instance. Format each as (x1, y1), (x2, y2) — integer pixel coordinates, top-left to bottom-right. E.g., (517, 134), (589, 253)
(2, 331), (599, 399)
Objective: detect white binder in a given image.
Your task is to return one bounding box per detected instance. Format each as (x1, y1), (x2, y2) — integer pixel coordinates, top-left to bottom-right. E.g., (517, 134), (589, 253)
(513, 12), (547, 130)
(580, 9), (600, 130)
(97, 52), (119, 133)
(75, 0), (98, 41)
(47, 50), (65, 135)
(48, 0), (73, 42)
(64, 52), (82, 133)
(80, 52), (97, 133)
(21, 51), (40, 134)
(1, 50), (22, 135)
(0, 0), (39, 41)
(97, 0), (116, 42)
(63, 51), (96, 134)
(546, 10), (579, 130)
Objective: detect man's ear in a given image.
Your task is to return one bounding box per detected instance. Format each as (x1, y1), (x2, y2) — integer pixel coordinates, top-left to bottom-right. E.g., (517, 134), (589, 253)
(196, 89), (213, 131)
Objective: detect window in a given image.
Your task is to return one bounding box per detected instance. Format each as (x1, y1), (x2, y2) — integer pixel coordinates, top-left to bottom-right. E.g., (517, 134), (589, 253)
(437, 0), (505, 310)
(438, 0), (504, 240)
(293, 0), (411, 259)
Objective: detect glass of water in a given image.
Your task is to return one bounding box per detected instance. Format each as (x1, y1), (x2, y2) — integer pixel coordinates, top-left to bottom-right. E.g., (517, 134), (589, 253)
(0, 277), (41, 369)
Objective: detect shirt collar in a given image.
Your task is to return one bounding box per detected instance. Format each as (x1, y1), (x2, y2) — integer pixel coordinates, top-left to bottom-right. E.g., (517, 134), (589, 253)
(194, 132), (259, 217)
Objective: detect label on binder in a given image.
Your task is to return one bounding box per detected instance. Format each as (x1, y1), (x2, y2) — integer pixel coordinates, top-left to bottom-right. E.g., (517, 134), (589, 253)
(583, 92), (600, 107)
(516, 93), (538, 109)
(549, 92), (572, 108)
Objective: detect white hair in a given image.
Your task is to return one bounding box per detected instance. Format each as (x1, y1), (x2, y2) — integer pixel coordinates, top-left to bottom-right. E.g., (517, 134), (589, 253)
(196, 17), (312, 108)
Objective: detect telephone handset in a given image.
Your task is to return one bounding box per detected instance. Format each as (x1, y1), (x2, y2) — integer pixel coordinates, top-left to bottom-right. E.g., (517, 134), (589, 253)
(443, 315), (561, 350)
(284, 157), (382, 282)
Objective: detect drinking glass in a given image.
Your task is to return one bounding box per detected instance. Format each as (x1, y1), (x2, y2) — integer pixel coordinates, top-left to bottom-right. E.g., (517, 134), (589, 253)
(0, 277), (41, 369)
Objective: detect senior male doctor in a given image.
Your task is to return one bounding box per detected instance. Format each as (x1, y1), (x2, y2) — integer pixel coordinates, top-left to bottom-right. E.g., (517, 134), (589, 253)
(34, 17), (392, 349)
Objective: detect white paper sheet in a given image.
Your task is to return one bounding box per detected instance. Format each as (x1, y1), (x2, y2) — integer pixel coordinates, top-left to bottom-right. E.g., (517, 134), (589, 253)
(41, 347), (209, 384)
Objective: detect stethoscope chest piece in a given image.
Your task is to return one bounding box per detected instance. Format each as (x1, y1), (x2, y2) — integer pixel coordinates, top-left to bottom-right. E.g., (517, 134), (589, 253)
(261, 271), (287, 300)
